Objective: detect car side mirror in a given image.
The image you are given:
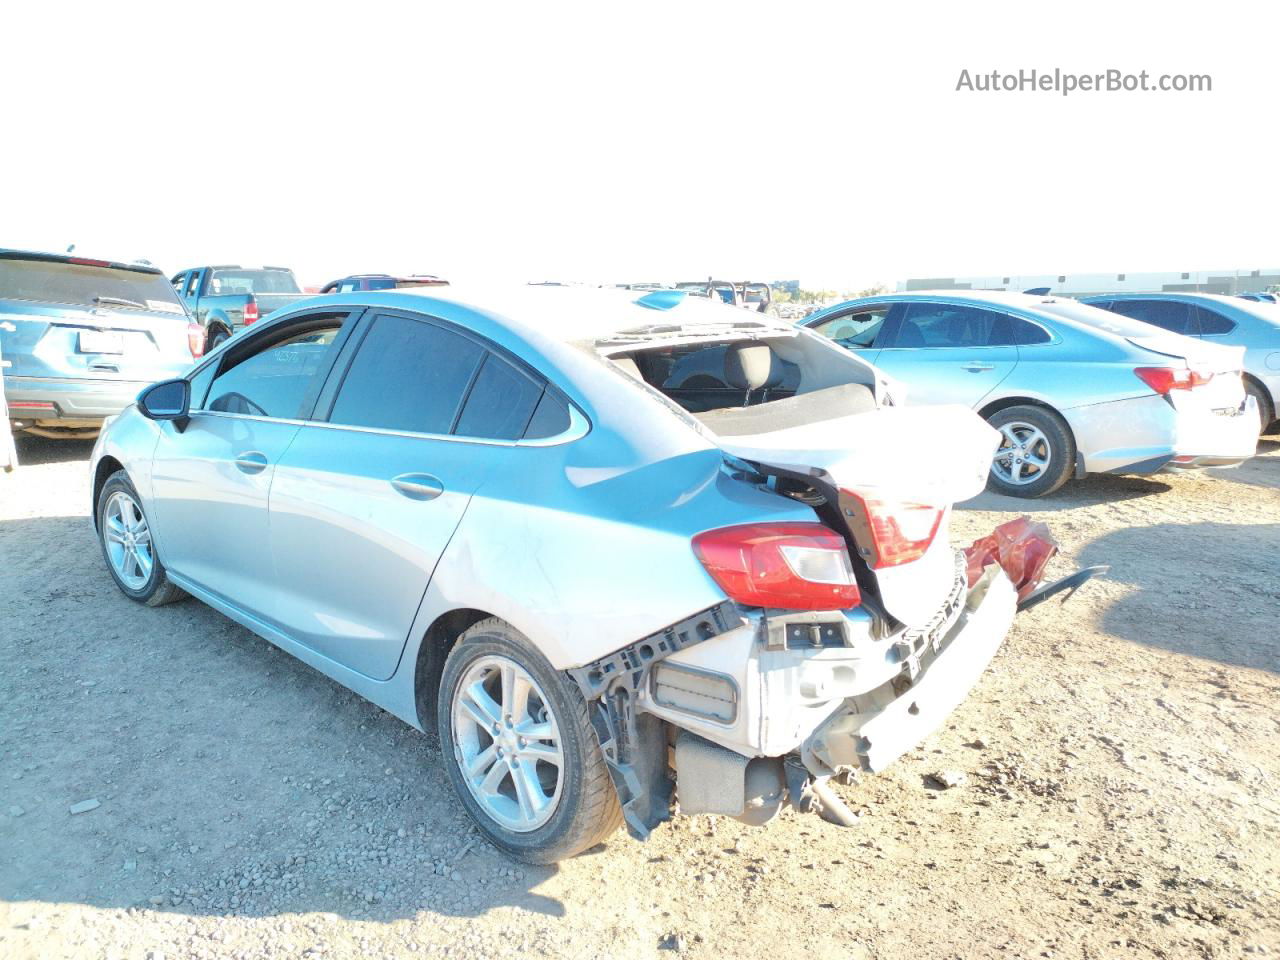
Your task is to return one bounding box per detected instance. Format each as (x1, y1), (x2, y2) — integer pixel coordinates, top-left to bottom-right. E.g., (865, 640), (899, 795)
(138, 378), (191, 431)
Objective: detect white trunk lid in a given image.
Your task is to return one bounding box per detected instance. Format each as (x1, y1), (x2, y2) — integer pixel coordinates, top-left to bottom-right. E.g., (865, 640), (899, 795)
(713, 405), (1001, 627)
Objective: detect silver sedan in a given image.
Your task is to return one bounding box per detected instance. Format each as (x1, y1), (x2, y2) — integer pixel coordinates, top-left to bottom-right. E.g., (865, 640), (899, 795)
(91, 286), (1085, 861)
(1080, 292), (1280, 433)
(803, 291), (1259, 497)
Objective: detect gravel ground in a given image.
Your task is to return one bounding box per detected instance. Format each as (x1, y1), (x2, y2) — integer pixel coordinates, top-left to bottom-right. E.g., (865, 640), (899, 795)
(2, 436), (1278, 960)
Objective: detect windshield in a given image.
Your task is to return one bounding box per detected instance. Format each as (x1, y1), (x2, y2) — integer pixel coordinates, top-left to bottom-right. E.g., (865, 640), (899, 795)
(0, 256), (186, 313)
(209, 269), (300, 295)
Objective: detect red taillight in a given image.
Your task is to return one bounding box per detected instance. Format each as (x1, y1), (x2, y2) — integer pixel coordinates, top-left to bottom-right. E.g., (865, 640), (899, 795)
(1134, 366), (1214, 394)
(243, 298), (259, 325)
(187, 322), (205, 359)
(691, 522), (860, 611)
(8, 401), (56, 411)
(840, 490), (944, 568)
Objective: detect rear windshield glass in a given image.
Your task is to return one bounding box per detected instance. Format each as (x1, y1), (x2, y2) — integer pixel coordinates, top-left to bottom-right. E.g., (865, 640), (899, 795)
(0, 257), (186, 313)
(1038, 300), (1170, 338)
(208, 269), (300, 295)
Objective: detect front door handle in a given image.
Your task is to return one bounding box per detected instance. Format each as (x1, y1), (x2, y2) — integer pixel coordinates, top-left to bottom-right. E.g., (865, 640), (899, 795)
(391, 473), (444, 501)
(234, 451), (269, 474)
(962, 362), (995, 372)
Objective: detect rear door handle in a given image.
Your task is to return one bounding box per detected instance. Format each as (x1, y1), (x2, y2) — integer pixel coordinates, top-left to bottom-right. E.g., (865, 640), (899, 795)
(391, 473), (444, 501)
(234, 451), (269, 474)
(962, 362), (995, 372)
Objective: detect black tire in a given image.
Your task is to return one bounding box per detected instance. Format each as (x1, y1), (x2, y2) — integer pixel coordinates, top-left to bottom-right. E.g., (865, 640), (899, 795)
(437, 618), (621, 863)
(96, 470), (185, 607)
(1244, 379), (1275, 435)
(985, 404), (1075, 499)
(206, 327), (230, 351)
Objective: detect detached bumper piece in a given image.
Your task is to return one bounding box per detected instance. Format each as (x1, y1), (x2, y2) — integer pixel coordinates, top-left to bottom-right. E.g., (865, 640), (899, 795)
(963, 515), (1106, 612)
(568, 601), (742, 840)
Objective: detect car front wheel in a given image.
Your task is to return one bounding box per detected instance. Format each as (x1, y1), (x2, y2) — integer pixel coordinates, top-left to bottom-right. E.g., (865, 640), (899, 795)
(437, 618), (621, 863)
(96, 470), (185, 606)
(986, 405), (1075, 498)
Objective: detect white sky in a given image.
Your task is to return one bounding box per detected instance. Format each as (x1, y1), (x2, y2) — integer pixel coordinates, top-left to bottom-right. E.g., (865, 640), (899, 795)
(2, 1), (1275, 290)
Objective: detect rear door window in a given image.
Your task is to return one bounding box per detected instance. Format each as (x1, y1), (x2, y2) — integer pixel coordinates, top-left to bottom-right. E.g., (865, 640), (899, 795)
(203, 314), (348, 418)
(1105, 299), (1193, 334)
(890, 303), (1013, 348)
(328, 313), (484, 435)
(1193, 306), (1236, 336)
(453, 353), (545, 440)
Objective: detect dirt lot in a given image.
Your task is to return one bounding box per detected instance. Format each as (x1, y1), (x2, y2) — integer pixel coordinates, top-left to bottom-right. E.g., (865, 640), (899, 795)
(2, 436), (1278, 960)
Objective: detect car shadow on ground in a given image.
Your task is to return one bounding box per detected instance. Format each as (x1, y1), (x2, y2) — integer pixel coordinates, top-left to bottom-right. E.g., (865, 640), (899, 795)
(11, 436), (97, 466)
(1076, 520), (1280, 674)
(0, 515), (602, 924)
(958, 472), (1173, 513)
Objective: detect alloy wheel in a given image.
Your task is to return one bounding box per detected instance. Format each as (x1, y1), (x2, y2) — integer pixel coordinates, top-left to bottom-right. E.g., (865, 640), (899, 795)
(992, 420), (1052, 486)
(450, 655), (564, 832)
(102, 491), (154, 589)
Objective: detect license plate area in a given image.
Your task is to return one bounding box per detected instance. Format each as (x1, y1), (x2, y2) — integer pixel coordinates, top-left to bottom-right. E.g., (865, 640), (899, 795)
(78, 330), (124, 354)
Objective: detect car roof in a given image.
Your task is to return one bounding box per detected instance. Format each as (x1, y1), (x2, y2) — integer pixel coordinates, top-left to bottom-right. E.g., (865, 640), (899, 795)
(0, 248), (163, 275)
(304, 284), (793, 344)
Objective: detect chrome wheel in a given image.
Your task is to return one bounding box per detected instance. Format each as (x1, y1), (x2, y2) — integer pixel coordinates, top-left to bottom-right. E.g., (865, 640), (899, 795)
(450, 655), (564, 833)
(102, 491), (154, 589)
(992, 420), (1052, 487)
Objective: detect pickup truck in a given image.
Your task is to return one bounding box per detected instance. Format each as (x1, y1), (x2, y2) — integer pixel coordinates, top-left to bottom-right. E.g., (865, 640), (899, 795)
(171, 265), (310, 351)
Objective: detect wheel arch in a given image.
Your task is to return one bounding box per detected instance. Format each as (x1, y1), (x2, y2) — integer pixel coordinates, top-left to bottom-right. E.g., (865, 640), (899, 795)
(91, 455), (125, 528)
(978, 395), (1076, 443)
(1242, 371), (1276, 424)
(413, 607), (497, 734)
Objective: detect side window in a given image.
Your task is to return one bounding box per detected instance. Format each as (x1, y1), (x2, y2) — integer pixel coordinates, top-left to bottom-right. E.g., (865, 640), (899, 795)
(203, 315), (347, 417)
(1194, 306), (1236, 336)
(524, 390), (571, 439)
(811, 307), (890, 349)
(992, 316), (1053, 346)
(453, 353), (545, 440)
(171, 272), (187, 293)
(1106, 300), (1192, 334)
(328, 313), (484, 434)
(891, 304), (1009, 348)
(186, 272), (202, 298)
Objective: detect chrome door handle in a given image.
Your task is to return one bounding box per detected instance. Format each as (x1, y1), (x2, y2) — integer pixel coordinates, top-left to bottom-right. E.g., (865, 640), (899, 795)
(234, 451), (269, 474)
(390, 473), (444, 501)
(962, 362), (995, 372)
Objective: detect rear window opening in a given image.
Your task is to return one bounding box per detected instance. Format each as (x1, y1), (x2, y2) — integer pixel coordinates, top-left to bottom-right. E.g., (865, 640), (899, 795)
(0, 255), (186, 314)
(600, 334), (880, 437)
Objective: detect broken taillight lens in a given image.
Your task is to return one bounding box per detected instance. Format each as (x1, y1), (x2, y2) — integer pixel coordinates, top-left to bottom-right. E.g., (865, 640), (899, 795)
(1134, 366), (1214, 394)
(840, 490), (944, 568)
(692, 522), (861, 610)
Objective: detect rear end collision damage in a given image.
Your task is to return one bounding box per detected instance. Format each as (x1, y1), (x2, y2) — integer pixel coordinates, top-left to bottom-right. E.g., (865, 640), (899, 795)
(566, 481), (1104, 839)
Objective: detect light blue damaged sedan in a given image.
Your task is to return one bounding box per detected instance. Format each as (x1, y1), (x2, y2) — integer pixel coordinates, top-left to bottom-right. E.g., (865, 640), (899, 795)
(89, 285), (1098, 861)
(1080, 292), (1280, 434)
(802, 291), (1258, 497)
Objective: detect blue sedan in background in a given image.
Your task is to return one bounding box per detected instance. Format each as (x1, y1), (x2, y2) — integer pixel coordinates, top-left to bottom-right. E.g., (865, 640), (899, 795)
(1080, 292), (1280, 433)
(802, 291), (1258, 497)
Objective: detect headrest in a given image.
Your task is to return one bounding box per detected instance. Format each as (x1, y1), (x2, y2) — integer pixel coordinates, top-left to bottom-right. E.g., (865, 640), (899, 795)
(723, 342), (784, 391)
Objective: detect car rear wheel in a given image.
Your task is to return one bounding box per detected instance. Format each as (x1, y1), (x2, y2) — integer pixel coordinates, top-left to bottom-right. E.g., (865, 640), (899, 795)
(96, 470), (185, 606)
(207, 328), (229, 351)
(1244, 379), (1275, 435)
(986, 405), (1075, 498)
(437, 618), (621, 863)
